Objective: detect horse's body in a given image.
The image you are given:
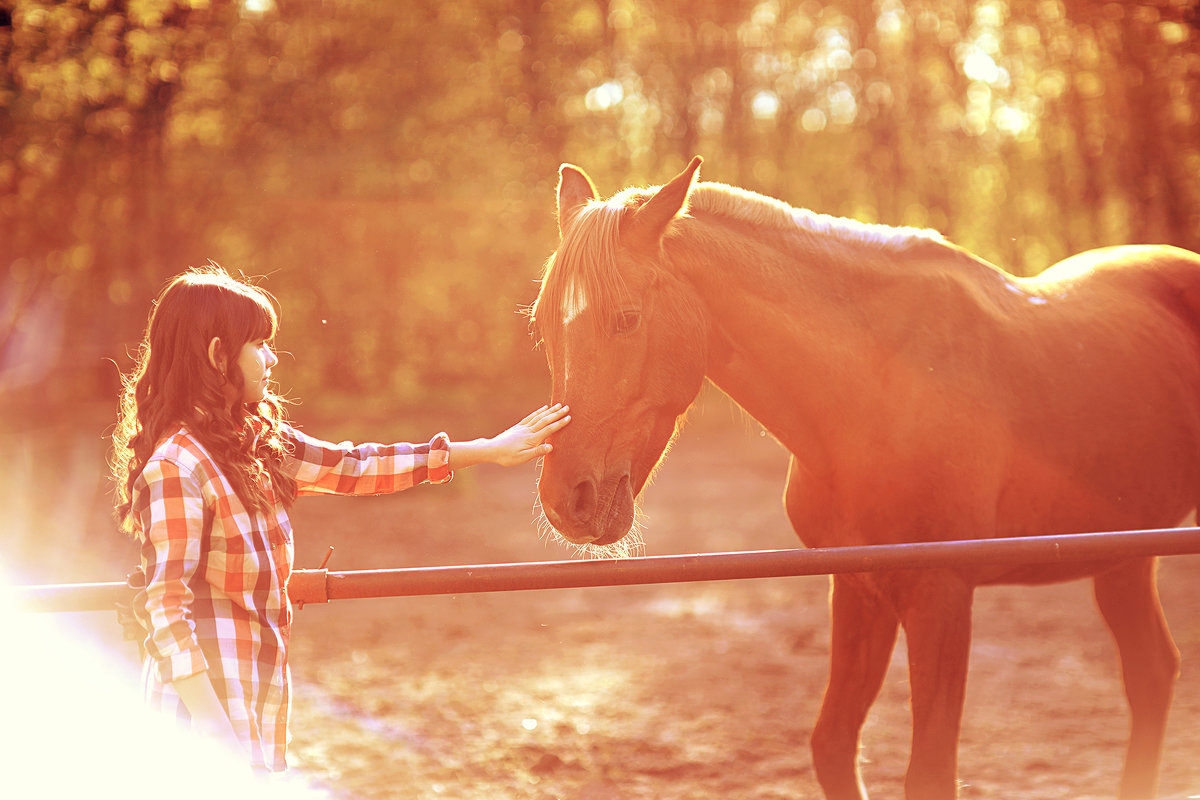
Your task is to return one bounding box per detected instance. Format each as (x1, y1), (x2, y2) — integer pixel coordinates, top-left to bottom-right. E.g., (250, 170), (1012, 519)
(531, 158), (1200, 799)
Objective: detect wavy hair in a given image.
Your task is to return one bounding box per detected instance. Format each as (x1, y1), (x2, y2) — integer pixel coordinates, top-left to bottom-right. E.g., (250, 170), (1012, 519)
(112, 264), (296, 536)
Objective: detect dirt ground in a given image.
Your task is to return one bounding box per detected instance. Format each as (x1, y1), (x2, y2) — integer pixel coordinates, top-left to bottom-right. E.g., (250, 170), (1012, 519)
(13, 393), (1200, 799)
(275, 397), (1200, 800)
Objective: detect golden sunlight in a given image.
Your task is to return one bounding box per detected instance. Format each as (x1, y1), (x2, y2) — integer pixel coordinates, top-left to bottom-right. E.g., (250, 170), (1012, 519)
(0, 570), (325, 799)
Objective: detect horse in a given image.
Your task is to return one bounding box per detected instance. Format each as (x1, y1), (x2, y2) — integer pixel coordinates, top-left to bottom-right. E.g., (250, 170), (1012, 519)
(530, 157), (1200, 800)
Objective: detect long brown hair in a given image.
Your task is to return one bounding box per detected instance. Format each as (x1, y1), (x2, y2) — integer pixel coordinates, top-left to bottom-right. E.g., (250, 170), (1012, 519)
(112, 264), (297, 536)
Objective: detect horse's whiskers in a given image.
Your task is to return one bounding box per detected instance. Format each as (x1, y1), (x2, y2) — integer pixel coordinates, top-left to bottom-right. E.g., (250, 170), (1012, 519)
(531, 473), (645, 559)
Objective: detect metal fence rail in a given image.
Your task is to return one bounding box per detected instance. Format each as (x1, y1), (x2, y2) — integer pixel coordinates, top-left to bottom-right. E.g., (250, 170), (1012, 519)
(13, 527), (1200, 614)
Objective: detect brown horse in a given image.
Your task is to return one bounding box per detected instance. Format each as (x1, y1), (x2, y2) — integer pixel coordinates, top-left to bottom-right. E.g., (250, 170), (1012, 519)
(531, 157), (1200, 800)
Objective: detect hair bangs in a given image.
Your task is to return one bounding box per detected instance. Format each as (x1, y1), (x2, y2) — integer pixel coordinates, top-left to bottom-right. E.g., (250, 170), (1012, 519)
(181, 264), (279, 347)
(243, 285), (279, 343)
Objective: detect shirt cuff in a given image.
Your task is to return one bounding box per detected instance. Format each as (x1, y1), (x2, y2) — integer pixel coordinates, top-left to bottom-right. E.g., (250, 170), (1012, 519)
(157, 646), (209, 684)
(428, 432), (453, 484)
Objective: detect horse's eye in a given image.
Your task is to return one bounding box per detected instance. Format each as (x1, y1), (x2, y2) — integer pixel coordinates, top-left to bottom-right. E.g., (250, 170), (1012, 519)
(613, 308), (641, 336)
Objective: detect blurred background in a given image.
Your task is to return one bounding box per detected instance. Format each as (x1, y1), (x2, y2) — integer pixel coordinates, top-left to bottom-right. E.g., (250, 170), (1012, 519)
(2, 0), (1199, 582)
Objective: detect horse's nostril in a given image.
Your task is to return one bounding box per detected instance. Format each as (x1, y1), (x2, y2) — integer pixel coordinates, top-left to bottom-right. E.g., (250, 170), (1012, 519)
(569, 479), (596, 520)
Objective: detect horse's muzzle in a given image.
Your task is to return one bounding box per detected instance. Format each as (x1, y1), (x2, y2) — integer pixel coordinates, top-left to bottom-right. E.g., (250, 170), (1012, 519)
(539, 470), (635, 546)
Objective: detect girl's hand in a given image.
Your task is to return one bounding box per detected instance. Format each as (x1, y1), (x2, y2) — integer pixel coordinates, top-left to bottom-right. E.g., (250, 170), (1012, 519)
(445, 404), (571, 469)
(487, 403), (571, 467)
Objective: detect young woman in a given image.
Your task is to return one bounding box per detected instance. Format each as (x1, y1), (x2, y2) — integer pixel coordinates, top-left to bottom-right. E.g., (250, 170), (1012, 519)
(111, 265), (569, 772)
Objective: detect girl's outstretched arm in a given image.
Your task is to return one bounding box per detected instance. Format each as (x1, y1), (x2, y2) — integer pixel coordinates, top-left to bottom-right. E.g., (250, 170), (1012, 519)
(448, 403), (571, 469)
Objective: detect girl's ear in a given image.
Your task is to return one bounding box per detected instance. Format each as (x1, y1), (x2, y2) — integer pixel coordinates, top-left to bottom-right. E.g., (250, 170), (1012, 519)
(207, 337), (226, 372)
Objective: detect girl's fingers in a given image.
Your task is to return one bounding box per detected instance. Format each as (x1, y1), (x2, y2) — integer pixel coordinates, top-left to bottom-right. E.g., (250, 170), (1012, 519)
(504, 406), (569, 460)
(542, 404), (568, 424)
(519, 405), (550, 426)
(527, 404), (568, 430)
(533, 416), (569, 437)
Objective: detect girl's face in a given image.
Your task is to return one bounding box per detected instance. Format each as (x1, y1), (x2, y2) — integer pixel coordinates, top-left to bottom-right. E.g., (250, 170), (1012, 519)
(236, 339), (278, 404)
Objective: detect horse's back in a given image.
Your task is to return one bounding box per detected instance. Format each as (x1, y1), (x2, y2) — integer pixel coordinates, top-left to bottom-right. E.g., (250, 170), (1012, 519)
(794, 243), (1200, 560)
(1034, 244), (1200, 303)
(982, 244), (1200, 552)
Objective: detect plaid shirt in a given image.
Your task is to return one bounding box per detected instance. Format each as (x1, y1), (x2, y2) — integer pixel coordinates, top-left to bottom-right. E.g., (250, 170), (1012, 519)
(131, 423), (452, 771)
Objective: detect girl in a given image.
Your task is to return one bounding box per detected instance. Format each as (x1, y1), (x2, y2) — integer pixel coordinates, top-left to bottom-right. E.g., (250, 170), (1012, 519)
(111, 264), (569, 772)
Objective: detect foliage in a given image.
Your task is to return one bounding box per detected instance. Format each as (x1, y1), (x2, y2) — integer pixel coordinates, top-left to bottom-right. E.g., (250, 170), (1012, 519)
(2, 0), (1199, 421)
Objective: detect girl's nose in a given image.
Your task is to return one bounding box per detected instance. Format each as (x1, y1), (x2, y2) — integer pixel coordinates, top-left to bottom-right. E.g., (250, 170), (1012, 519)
(267, 347), (279, 368)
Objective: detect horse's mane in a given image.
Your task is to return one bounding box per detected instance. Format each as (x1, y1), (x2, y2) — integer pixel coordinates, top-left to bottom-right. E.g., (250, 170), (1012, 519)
(688, 182), (945, 252)
(534, 180), (946, 340)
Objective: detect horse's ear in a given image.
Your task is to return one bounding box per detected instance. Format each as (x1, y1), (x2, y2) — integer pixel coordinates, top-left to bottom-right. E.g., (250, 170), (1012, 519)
(557, 164), (598, 239)
(626, 156), (703, 252)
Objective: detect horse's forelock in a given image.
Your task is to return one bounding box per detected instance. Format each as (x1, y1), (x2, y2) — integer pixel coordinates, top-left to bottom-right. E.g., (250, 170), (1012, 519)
(537, 199), (637, 339)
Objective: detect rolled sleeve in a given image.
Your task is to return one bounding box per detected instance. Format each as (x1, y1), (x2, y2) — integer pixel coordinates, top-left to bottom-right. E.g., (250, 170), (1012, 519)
(158, 646), (209, 684)
(427, 432), (452, 485)
(134, 457), (210, 684)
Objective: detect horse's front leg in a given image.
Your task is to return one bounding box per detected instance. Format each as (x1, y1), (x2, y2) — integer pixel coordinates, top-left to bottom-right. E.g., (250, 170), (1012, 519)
(811, 574), (900, 800)
(1093, 558), (1179, 800)
(895, 570), (974, 800)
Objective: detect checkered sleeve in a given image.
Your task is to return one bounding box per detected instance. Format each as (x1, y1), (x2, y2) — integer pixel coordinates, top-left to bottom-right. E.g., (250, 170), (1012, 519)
(134, 456), (210, 684)
(283, 425), (453, 496)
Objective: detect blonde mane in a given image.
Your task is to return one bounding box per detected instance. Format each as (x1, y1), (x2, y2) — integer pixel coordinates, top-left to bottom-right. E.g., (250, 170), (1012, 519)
(688, 181), (945, 251)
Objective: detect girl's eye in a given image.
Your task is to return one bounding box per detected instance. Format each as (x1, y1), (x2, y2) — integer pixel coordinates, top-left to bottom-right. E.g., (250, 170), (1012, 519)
(612, 308), (641, 336)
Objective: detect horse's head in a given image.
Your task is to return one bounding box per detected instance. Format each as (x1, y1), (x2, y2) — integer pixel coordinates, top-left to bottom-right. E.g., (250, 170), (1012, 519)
(532, 158), (709, 549)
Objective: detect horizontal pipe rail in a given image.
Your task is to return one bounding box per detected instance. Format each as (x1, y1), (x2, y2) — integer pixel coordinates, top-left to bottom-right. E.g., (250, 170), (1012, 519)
(12, 527), (1200, 614)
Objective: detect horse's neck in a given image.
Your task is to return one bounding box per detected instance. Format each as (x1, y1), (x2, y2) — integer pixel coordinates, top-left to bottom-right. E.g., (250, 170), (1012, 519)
(673, 219), (985, 472)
